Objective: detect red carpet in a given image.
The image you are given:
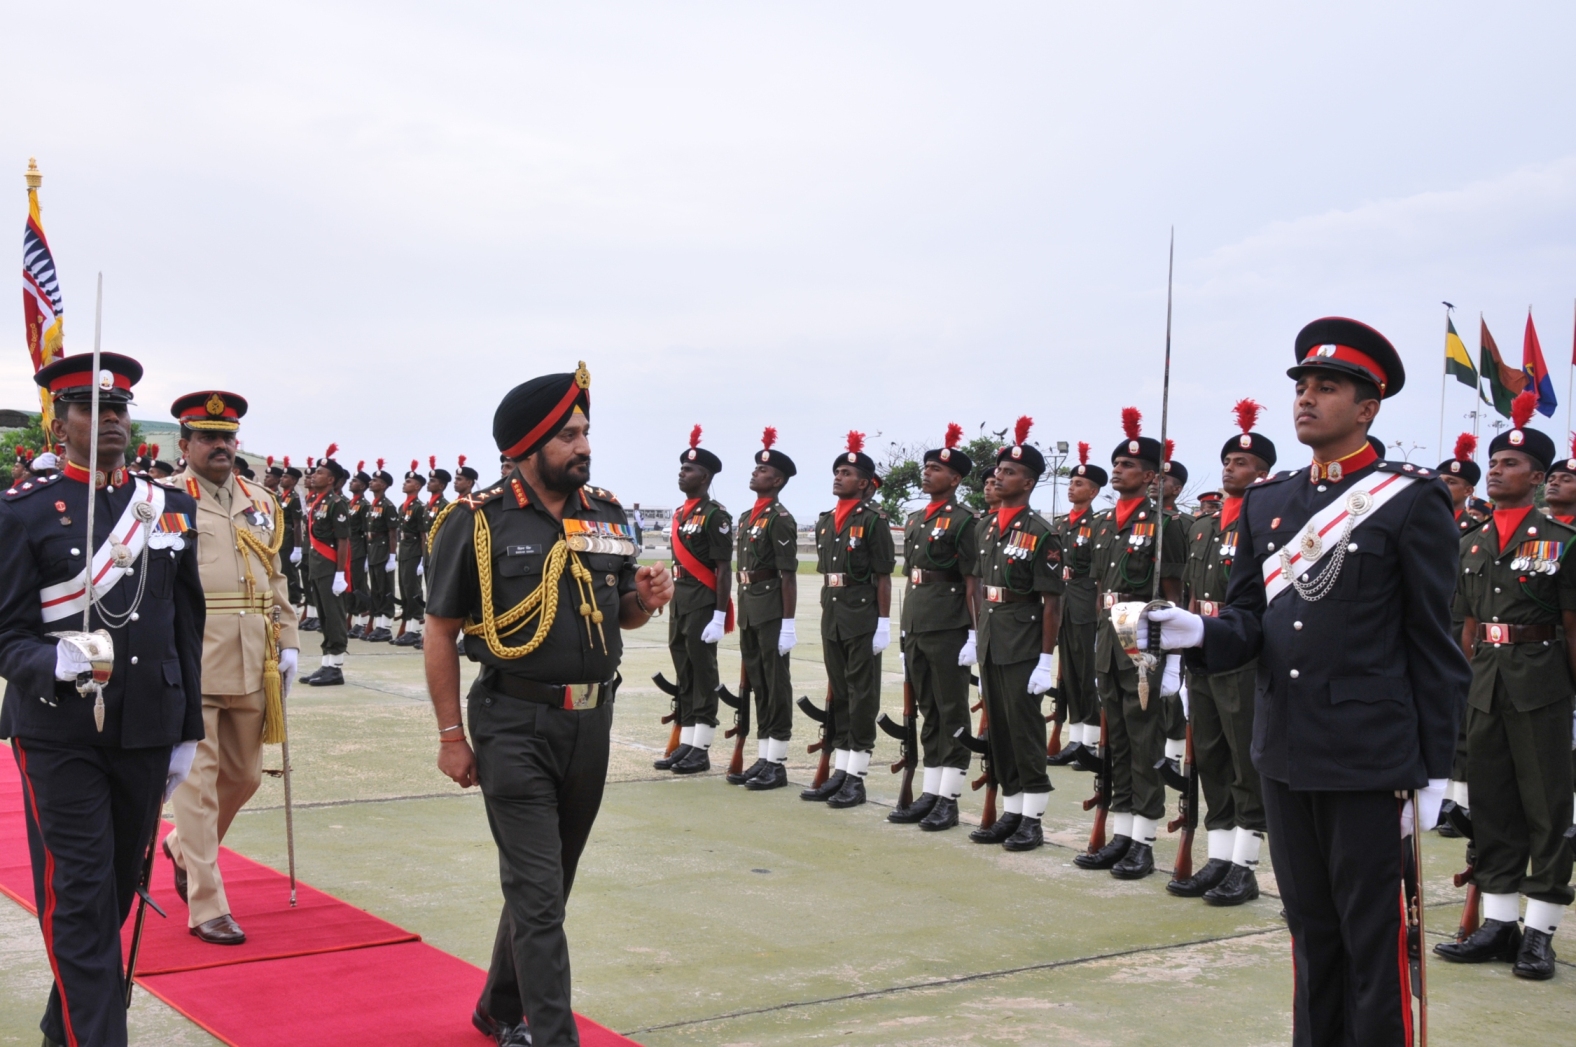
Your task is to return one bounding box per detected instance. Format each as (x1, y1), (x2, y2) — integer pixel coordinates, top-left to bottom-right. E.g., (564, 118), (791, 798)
(0, 754), (641, 1045)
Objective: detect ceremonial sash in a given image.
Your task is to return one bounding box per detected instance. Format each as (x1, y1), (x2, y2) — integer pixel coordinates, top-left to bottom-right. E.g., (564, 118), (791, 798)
(1260, 470), (1415, 606)
(40, 478), (165, 623)
(669, 509), (734, 632)
(308, 492), (338, 565)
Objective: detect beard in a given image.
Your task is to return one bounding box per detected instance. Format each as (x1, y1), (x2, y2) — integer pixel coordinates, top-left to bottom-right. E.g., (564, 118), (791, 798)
(537, 452), (591, 494)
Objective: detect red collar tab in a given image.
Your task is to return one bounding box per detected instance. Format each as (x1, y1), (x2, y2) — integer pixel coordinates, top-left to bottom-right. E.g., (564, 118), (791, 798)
(1304, 343), (1388, 393)
(680, 497), (702, 520)
(400, 493), (418, 512)
(60, 459), (128, 489)
(1310, 442), (1377, 483)
(833, 497), (863, 532)
(1493, 505), (1536, 553)
(996, 504), (1028, 531)
(1114, 496), (1146, 531)
(1557, 514), (1576, 525)
(1068, 506), (1088, 525)
(1219, 495), (1244, 531)
(925, 498), (950, 521)
(750, 497), (774, 523)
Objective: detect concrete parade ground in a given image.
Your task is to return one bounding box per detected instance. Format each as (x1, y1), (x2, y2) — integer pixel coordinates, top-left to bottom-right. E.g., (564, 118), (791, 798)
(3, 599), (1574, 1045)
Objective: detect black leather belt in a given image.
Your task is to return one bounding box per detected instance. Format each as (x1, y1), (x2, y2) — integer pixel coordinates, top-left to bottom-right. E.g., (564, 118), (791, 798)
(481, 671), (616, 710)
(983, 585), (1035, 603)
(1477, 623), (1556, 645)
(737, 568), (777, 584)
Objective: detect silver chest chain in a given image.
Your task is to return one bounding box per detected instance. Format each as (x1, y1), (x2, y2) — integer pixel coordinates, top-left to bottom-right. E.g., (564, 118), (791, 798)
(1279, 490), (1373, 603)
(91, 496), (155, 629)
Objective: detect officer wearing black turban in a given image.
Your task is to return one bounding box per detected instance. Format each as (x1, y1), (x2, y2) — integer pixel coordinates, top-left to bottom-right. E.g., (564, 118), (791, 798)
(423, 363), (674, 1047)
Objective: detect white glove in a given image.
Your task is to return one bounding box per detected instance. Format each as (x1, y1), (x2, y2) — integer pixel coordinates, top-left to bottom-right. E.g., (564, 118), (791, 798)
(386, 554), (397, 573)
(1160, 654), (1182, 697)
(416, 561), (424, 577)
(290, 547), (302, 565)
(1028, 652), (1055, 695)
(701, 609), (727, 644)
(1179, 678), (1190, 719)
(872, 617), (891, 654)
(1141, 605), (1206, 650)
(777, 618), (797, 655)
(332, 574), (348, 596)
(958, 629), (978, 667)
(1397, 779), (1449, 838)
(164, 740), (198, 802)
(278, 647), (299, 697)
(54, 640), (93, 682)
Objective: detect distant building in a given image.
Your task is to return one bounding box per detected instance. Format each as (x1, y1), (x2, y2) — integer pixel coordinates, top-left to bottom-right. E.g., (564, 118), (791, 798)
(0, 409), (34, 429)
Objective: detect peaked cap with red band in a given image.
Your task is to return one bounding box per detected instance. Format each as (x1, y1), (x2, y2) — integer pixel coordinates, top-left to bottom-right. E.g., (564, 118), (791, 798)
(170, 389), (248, 432)
(494, 362), (591, 461)
(34, 351), (142, 404)
(1289, 316), (1405, 398)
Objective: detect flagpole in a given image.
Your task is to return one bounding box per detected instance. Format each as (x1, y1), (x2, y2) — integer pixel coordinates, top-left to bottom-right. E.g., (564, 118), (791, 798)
(1438, 303), (1450, 463)
(1567, 297), (1574, 442)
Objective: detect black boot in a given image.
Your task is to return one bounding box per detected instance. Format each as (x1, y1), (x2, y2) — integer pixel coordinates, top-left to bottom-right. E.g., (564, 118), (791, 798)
(1073, 834), (1132, 870)
(307, 666), (344, 687)
(301, 617), (320, 631)
(1047, 742), (1084, 767)
(1111, 841), (1155, 880)
(969, 812), (1021, 844)
(367, 627), (393, 643)
(672, 747), (711, 775)
(1513, 927), (1557, 980)
(1002, 816), (1044, 852)
(392, 630), (421, 646)
(727, 758), (768, 786)
(1167, 857), (1232, 898)
(800, 770), (847, 802)
(348, 624), (365, 640)
(1434, 918), (1523, 964)
(826, 775), (867, 809)
(918, 796), (959, 832)
(653, 744), (692, 771)
(1203, 864), (1260, 906)
(887, 792), (940, 824)
(745, 763), (788, 791)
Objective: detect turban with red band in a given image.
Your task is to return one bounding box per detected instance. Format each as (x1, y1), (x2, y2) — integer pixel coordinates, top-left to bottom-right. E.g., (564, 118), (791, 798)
(494, 362), (591, 460)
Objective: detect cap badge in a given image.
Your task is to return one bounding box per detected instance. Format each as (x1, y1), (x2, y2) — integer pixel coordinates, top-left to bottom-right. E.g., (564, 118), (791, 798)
(1450, 462), (1460, 473)
(1315, 344), (1337, 358)
(687, 450), (697, 461)
(1164, 462), (1172, 473)
(1510, 430), (1524, 445)
(1011, 447), (1022, 459)
(1128, 440), (1139, 455)
(1239, 435), (1251, 449)
(205, 393), (226, 417)
(573, 360), (591, 390)
(846, 452), (857, 463)
(940, 448), (950, 460)
(760, 451), (770, 463)
(98, 369), (114, 391)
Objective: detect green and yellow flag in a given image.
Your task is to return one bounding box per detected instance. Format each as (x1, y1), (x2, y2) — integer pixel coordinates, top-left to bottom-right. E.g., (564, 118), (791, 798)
(1444, 316), (1476, 388)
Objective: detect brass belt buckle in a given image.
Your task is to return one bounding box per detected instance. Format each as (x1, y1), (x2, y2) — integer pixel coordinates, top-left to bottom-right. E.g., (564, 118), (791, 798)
(1486, 623), (1507, 645)
(1199, 600), (1218, 618)
(910, 568), (924, 585)
(984, 585), (1003, 603)
(563, 683), (598, 710)
(826, 573), (845, 588)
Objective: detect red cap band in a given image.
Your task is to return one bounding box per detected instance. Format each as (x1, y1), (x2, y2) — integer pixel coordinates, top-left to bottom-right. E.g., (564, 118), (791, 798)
(49, 370), (133, 394)
(1305, 344), (1387, 392)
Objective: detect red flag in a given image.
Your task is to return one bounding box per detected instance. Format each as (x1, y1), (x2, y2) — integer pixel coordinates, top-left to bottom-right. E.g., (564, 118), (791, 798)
(1524, 311), (1557, 417)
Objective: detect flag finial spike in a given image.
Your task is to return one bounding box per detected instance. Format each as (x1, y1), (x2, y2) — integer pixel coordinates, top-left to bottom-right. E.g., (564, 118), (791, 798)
(24, 157), (40, 190)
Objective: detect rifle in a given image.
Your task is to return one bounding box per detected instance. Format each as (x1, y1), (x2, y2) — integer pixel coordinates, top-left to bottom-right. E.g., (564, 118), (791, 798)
(876, 667), (918, 810)
(1452, 846), (1482, 942)
(1165, 722), (1198, 882)
(954, 717), (996, 831)
(652, 673), (682, 757)
(715, 663), (752, 779)
(1044, 681), (1065, 758)
(123, 821), (167, 1006)
(1406, 792), (1430, 1046)
(1082, 708), (1111, 853)
(797, 683), (836, 789)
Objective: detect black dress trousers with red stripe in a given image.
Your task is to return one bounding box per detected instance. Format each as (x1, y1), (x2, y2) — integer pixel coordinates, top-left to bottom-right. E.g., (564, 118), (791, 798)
(0, 471), (205, 1047)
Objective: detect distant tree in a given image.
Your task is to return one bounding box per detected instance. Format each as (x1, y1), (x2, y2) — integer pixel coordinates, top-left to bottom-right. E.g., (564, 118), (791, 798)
(958, 424), (1010, 511)
(1, 412), (144, 469)
(876, 438), (926, 518)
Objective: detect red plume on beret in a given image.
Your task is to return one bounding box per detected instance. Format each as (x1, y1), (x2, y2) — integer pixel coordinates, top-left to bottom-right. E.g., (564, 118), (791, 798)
(458, 454), (467, 468)
(1511, 390), (1538, 429)
(1453, 433), (1477, 461)
(689, 425), (702, 448)
(846, 430), (865, 454)
(266, 455), (274, 467)
(306, 457), (315, 468)
(1121, 407), (1142, 440)
(1164, 438), (1175, 463)
(428, 455), (436, 470)
(410, 459), (418, 472)
(1078, 441), (1090, 466)
(1233, 398), (1263, 435)
(324, 443), (338, 460)
(137, 443), (147, 457)
(150, 444), (160, 458)
(283, 456), (291, 467)
(1570, 434), (1576, 460)
(356, 460), (365, 472)
(376, 458), (384, 471)
(944, 422), (964, 450)
(1013, 416), (1033, 445)
(761, 426), (777, 450)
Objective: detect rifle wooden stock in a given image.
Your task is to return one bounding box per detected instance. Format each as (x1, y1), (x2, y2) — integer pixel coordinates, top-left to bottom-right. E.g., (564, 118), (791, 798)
(1453, 849), (1481, 941)
(972, 701), (996, 829)
(724, 664), (749, 778)
(1084, 708), (1110, 853)
(1168, 723), (1198, 881)
(809, 682), (834, 789)
(896, 674), (917, 810)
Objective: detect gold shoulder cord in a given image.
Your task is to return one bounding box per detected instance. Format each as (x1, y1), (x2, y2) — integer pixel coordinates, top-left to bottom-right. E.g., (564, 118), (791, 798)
(426, 499), (463, 555)
(462, 506), (607, 658)
(235, 501), (288, 743)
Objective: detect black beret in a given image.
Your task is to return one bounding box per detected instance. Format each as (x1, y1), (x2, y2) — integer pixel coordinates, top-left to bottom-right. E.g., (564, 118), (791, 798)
(996, 417), (1044, 478)
(35, 351), (142, 404)
(458, 466), (480, 481)
(494, 363), (591, 460)
(1290, 317), (1405, 398)
(833, 431), (876, 476)
(373, 469), (394, 485)
(284, 466), (303, 479)
(1163, 460), (1188, 484)
(923, 424), (973, 476)
(680, 425), (721, 474)
(1488, 425), (1556, 473)
(754, 446), (797, 478)
(1221, 432), (1278, 469)
(1437, 458), (1482, 485)
(1112, 436), (1164, 468)
(429, 468), (452, 484)
(1070, 462), (1108, 486)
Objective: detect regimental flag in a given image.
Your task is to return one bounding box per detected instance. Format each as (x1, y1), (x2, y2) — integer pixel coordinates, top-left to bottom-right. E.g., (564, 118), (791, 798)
(1444, 315), (1477, 389)
(22, 159), (64, 430)
(1523, 310), (1557, 418)
(1479, 317), (1527, 418)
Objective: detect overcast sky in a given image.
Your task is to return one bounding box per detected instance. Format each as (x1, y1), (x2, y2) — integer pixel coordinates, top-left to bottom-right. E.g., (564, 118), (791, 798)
(7, 2), (1576, 519)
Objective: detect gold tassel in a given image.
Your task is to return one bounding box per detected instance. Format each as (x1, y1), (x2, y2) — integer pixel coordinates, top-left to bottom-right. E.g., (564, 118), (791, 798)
(261, 620), (286, 744)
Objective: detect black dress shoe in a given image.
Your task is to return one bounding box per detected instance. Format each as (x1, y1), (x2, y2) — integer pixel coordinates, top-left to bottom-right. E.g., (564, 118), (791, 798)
(367, 627), (393, 643)
(1111, 841), (1156, 879)
(887, 792), (940, 824)
(800, 770), (847, 802)
(826, 776), (867, 808)
(1047, 742), (1083, 767)
(727, 758), (769, 785)
(1002, 816), (1044, 852)
(919, 796), (959, 832)
(300, 617), (320, 631)
(653, 744), (692, 771)
(1434, 917), (1522, 964)
(1435, 821), (1462, 839)
(472, 1007), (499, 1037)
(307, 666), (344, 686)
(191, 913), (247, 945)
(969, 812), (1022, 844)
(347, 624), (365, 640)
(1073, 834), (1132, 870)
(671, 748), (711, 775)
(496, 1024), (533, 1046)
(1072, 744), (1104, 774)
(1167, 857), (1232, 897)
(745, 763), (788, 790)
(1203, 864), (1260, 906)
(1513, 927), (1557, 980)
(392, 630), (421, 647)
(163, 838), (188, 904)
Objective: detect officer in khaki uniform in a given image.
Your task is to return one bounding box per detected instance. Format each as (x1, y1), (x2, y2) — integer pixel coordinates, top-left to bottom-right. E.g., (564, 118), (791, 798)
(729, 427), (799, 791)
(1049, 442), (1105, 767)
(801, 431), (895, 810)
(889, 424), (978, 832)
(1437, 399), (1575, 979)
(163, 390), (300, 945)
(655, 426), (733, 775)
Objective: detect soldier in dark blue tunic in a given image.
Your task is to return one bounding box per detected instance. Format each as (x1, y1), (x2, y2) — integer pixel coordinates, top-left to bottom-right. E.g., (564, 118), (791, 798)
(1147, 318), (1469, 1046)
(0, 352), (205, 1047)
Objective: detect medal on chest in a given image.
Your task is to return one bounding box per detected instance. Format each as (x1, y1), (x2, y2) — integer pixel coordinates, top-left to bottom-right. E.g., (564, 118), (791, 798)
(563, 517), (637, 555)
(1005, 530), (1037, 560)
(1511, 540), (1563, 575)
(846, 524), (865, 550)
(1127, 522), (1155, 548)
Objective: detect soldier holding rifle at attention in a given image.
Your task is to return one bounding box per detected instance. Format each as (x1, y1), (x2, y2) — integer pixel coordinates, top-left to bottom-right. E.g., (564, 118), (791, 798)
(1049, 443), (1105, 767)
(1, 352), (205, 1047)
(424, 363), (672, 1047)
(889, 423), (978, 831)
(393, 460), (430, 649)
(1146, 318), (1469, 1045)
(730, 427), (799, 791)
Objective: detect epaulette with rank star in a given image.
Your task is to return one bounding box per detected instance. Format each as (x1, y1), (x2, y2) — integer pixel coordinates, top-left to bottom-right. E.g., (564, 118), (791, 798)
(4, 473), (60, 500)
(586, 485), (621, 505)
(1381, 460), (1437, 479)
(1251, 469), (1302, 488)
(459, 488), (502, 511)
